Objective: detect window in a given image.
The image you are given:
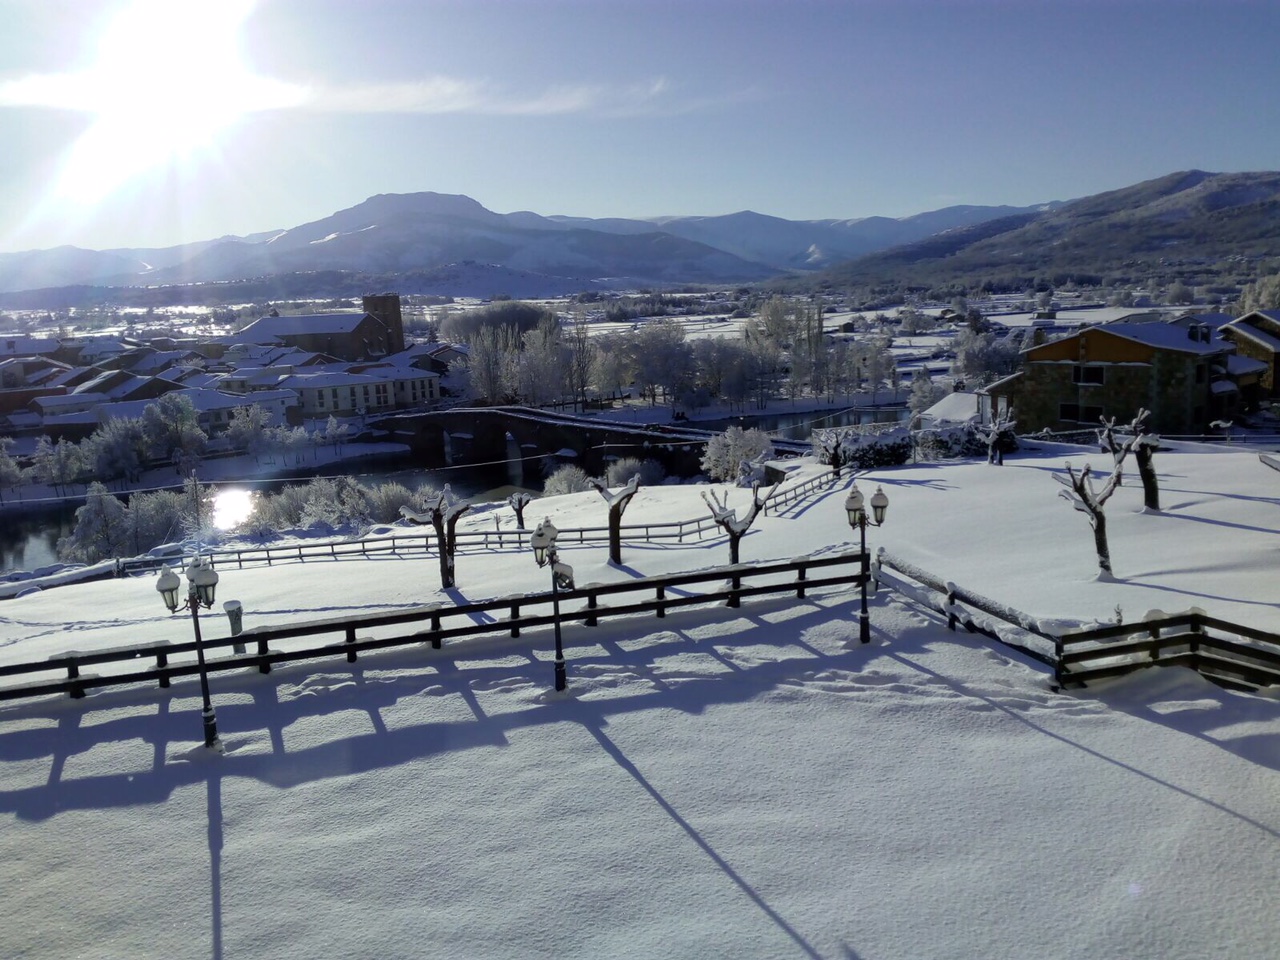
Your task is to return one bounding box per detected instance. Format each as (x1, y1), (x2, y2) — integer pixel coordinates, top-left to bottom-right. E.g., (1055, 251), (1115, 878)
(1072, 365), (1105, 385)
(1060, 403), (1103, 423)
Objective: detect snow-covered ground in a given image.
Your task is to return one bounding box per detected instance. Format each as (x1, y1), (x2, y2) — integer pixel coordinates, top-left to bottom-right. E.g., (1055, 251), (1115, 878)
(2, 444), (1279, 958)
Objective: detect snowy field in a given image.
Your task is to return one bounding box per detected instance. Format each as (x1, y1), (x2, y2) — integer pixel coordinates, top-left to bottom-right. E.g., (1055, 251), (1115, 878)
(2, 444), (1279, 958)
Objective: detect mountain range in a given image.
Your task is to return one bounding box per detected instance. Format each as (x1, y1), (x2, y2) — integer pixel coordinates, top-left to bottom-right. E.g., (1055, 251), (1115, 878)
(802, 169), (1280, 297)
(2, 169), (1277, 307)
(0, 193), (1057, 303)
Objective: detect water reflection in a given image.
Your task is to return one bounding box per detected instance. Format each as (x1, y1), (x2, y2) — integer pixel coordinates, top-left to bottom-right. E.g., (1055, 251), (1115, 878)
(211, 489), (256, 531)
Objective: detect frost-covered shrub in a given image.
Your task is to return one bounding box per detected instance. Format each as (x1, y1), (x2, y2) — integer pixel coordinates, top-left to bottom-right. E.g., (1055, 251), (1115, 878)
(701, 427), (774, 483)
(914, 422), (1013, 461)
(365, 482), (439, 524)
(543, 464), (593, 496)
(300, 477), (370, 528)
(812, 427), (913, 472)
(252, 484), (311, 532)
(126, 489), (187, 554)
(847, 434), (913, 469)
(605, 457), (665, 487)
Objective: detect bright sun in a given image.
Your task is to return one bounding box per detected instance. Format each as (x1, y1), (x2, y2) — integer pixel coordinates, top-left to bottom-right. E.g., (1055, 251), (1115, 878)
(45, 0), (303, 203)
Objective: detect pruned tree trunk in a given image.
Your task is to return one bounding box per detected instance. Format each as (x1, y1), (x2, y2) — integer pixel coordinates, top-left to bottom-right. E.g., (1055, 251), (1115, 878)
(1091, 509), (1112, 575)
(507, 491), (532, 530)
(412, 486), (471, 589)
(1133, 441), (1160, 511)
(1097, 415), (1127, 484)
(1056, 462), (1120, 577)
(703, 482), (775, 566)
(591, 474), (640, 565)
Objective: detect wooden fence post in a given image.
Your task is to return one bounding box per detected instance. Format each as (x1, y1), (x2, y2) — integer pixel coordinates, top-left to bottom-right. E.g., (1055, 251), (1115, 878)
(257, 637), (271, 673)
(585, 588), (599, 627)
(156, 649), (170, 688)
(796, 564), (807, 599)
(345, 625), (358, 663)
(656, 585), (665, 618)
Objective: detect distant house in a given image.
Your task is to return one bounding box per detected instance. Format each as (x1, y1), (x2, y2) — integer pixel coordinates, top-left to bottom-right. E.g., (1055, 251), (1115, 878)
(982, 322), (1236, 435)
(1220, 310), (1280, 397)
(236, 294), (407, 362)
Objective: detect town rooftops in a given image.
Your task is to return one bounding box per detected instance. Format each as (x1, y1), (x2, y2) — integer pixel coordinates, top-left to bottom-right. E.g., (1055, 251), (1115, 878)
(239, 312), (375, 341)
(1078, 322), (1227, 355)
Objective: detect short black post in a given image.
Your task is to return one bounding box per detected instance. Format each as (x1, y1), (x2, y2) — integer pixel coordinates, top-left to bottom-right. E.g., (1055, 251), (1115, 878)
(858, 521), (870, 644)
(551, 571), (566, 692)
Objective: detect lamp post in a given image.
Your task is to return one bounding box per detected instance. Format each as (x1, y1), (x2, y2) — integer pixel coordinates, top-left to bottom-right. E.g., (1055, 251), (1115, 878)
(845, 482), (889, 644)
(530, 519), (574, 692)
(156, 558), (221, 748)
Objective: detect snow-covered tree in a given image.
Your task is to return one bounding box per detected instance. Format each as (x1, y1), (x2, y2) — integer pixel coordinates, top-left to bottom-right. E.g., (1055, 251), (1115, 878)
(813, 428), (855, 479)
(979, 409), (1017, 465)
(701, 426), (774, 483)
(142, 393), (207, 469)
(86, 416), (147, 487)
(322, 415), (350, 452)
(907, 370), (942, 418)
(702, 482), (775, 566)
(1056, 462), (1121, 577)
(401, 484), (471, 589)
(59, 482), (130, 563)
(226, 404), (270, 460)
(590, 472), (640, 564)
(507, 491), (534, 530)
(1124, 409), (1161, 511)
(0, 438), (23, 503)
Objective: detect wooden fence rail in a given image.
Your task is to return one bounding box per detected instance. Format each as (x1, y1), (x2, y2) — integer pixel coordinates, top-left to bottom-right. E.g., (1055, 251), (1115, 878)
(116, 472), (840, 576)
(0, 552), (865, 704)
(117, 514), (727, 575)
(874, 550), (1280, 691)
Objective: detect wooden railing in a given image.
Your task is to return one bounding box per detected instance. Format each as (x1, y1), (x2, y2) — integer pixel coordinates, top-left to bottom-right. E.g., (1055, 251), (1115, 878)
(1052, 612), (1280, 691)
(0, 552), (865, 703)
(874, 550), (1280, 691)
(117, 514), (726, 575)
(762, 471), (841, 515)
(116, 473), (840, 576)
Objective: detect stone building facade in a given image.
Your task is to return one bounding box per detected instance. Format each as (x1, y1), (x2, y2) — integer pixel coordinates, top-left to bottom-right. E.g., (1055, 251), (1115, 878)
(982, 323), (1231, 435)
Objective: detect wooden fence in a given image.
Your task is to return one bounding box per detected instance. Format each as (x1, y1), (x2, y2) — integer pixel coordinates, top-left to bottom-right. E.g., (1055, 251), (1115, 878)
(0, 551), (865, 704)
(874, 550), (1280, 691)
(117, 471), (840, 576)
(762, 471), (840, 515)
(118, 514), (726, 575)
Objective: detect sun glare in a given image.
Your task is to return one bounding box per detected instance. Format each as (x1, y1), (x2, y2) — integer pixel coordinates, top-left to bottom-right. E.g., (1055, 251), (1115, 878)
(44, 0), (304, 203)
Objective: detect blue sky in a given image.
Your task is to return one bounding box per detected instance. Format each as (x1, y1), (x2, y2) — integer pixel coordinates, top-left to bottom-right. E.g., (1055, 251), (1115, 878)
(0, 0), (1277, 253)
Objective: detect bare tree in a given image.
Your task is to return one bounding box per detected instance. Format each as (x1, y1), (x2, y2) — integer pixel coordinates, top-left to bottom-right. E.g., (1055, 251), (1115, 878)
(813, 428), (855, 479)
(980, 409), (1017, 465)
(1124, 409), (1160, 511)
(507, 491), (533, 530)
(702, 482), (775, 566)
(1096, 415), (1129, 484)
(589, 472), (640, 565)
(1056, 463), (1121, 577)
(401, 484), (471, 588)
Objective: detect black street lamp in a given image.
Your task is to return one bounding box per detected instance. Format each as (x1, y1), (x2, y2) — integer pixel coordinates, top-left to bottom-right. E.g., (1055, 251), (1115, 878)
(530, 519), (574, 692)
(157, 559), (221, 748)
(845, 482), (889, 644)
